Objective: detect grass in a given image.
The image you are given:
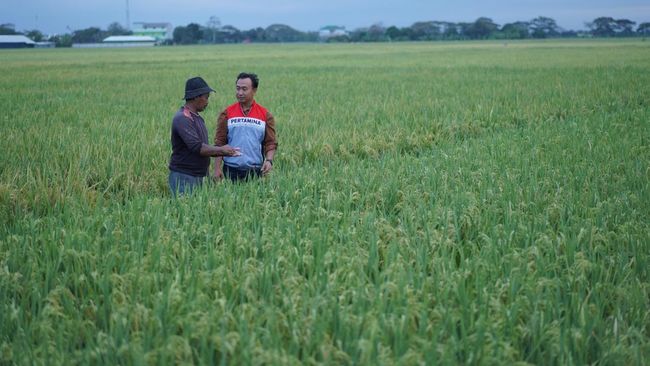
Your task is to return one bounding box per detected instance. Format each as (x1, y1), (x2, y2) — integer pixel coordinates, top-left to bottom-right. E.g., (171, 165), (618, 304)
(1, 39), (649, 364)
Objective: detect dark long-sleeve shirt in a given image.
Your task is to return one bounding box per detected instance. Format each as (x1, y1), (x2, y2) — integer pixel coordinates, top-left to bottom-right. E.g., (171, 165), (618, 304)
(168, 106), (210, 177)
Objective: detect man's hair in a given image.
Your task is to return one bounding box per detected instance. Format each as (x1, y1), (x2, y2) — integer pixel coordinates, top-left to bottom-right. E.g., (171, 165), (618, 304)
(237, 72), (259, 89)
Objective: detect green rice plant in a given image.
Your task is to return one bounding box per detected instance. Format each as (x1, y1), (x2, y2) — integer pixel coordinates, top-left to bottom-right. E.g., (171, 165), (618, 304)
(0, 39), (648, 365)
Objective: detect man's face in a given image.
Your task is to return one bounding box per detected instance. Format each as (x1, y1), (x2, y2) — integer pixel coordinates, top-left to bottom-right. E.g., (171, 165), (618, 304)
(196, 93), (210, 112)
(236, 78), (256, 105)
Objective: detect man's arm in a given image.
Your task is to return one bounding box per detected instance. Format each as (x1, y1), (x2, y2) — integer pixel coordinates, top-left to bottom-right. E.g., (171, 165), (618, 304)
(174, 116), (204, 154)
(213, 109), (229, 179)
(174, 114), (239, 158)
(200, 144), (240, 157)
(261, 111), (277, 175)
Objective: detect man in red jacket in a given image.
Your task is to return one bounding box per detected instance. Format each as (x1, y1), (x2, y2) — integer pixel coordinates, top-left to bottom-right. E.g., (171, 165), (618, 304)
(214, 72), (278, 182)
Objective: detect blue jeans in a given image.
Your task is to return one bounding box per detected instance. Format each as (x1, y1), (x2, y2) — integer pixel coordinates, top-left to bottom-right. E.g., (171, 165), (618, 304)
(169, 170), (204, 196)
(223, 164), (262, 182)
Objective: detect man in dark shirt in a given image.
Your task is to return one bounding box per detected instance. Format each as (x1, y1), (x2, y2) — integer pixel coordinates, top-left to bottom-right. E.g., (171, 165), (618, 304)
(169, 76), (240, 196)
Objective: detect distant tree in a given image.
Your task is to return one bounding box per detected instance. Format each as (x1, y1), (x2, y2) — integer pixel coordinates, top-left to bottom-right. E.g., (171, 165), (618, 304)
(49, 34), (73, 47)
(265, 24), (305, 42)
(440, 22), (460, 40)
(385, 26), (401, 41)
(638, 22), (650, 36)
(326, 34), (350, 43)
(348, 27), (367, 42)
(614, 19), (636, 36)
(587, 17), (616, 37)
(500, 21), (530, 39)
(442, 22), (460, 39)
(398, 26), (415, 40)
(304, 31), (320, 42)
(347, 23), (386, 42)
(25, 29), (45, 42)
(186, 23), (204, 43)
(173, 26), (187, 43)
(456, 22), (473, 40)
(530, 16), (560, 38)
(385, 26), (413, 41)
(72, 27), (106, 43)
(560, 30), (578, 38)
(0, 25), (19, 35)
(465, 17), (498, 39)
(173, 23), (203, 44)
(107, 22), (131, 36)
(410, 21), (441, 40)
(366, 23), (387, 42)
(241, 27), (263, 42)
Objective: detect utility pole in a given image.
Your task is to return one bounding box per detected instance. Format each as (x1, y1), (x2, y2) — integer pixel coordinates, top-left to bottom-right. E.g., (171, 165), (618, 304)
(207, 16), (221, 43)
(125, 0), (131, 30)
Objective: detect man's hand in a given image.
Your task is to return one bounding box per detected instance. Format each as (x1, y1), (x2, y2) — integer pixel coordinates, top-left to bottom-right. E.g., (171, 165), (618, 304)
(200, 144), (241, 158)
(219, 145), (241, 157)
(211, 169), (224, 183)
(261, 160), (273, 176)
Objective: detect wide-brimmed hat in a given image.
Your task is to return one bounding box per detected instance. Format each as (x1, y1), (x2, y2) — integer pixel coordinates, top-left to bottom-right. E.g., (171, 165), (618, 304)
(184, 77), (215, 100)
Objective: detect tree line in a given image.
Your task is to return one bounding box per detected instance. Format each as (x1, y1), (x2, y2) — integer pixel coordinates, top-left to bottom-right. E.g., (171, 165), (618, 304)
(172, 16), (650, 44)
(2, 16), (648, 47)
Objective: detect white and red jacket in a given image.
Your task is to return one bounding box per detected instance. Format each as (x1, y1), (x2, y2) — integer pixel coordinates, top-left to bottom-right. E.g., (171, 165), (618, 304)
(215, 101), (277, 169)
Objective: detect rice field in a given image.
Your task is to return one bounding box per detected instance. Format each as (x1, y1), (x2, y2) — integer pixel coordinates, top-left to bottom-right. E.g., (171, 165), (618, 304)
(1, 39), (649, 365)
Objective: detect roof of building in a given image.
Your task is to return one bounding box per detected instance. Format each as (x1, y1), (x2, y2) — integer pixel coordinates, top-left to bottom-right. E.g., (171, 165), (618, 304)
(103, 35), (156, 43)
(320, 25), (346, 31)
(132, 22), (172, 28)
(0, 35), (35, 44)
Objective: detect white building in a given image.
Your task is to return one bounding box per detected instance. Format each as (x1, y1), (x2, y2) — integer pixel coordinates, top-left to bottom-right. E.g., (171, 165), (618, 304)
(73, 35), (156, 48)
(35, 41), (55, 48)
(103, 35), (156, 46)
(0, 35), (36, 48)
(319, 26), (349, 41)
(132, 22), (173, 42)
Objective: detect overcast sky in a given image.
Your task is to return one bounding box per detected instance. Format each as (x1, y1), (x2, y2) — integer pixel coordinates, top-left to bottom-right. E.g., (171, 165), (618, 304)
(3, 0), (650, 35)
